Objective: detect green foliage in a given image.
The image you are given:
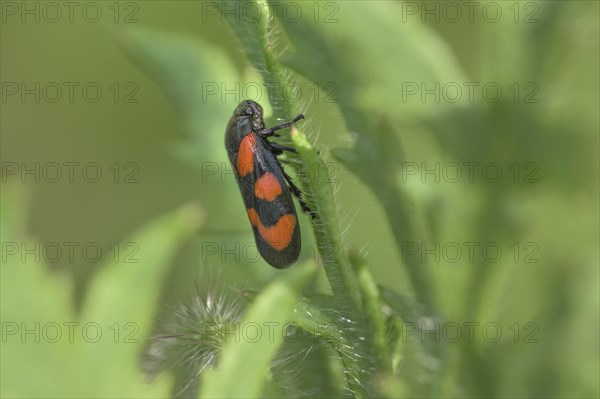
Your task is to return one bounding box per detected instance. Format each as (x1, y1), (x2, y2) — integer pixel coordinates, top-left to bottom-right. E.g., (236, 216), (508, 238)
(1, 185), (203, 397)
(1, 1), (598, 398)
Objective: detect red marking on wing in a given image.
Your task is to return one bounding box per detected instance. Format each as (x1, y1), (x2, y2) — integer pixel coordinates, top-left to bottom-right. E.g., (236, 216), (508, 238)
(237, 134), (256, 177)
(247, 208), (296, 251)
(247, 207), (259, 226)
(254, 172), (282, 201)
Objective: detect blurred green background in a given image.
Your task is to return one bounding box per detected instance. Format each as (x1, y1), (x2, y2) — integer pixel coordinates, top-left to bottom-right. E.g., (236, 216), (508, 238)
(1, 1), (598, 398)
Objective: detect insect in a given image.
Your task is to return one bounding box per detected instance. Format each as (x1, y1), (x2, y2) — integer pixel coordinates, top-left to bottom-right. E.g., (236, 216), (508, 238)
(225, 100), (311, 268)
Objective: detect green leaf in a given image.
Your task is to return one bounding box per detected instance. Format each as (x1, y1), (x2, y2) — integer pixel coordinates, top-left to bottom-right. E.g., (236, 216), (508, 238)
(276, 1), (467, 118)
(0, 184), (203, 398)
(115, 26), (237, 155)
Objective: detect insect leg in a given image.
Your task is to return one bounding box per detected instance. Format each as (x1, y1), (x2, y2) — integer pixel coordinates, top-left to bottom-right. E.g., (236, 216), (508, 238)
(280, 167), (315, 217)
(260, 114), (305, 137)
(270, 143), (297, 154)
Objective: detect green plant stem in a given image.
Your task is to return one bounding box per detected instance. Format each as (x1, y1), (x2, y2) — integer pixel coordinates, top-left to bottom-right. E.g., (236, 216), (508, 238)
(350, 251), (392, 374)
(291, 128), (361, 312)
(221, 2), (362, 311)
(378, 184), (436, 313)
